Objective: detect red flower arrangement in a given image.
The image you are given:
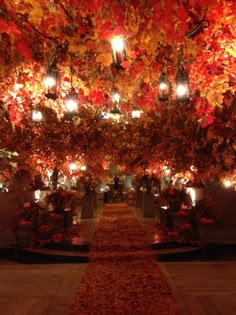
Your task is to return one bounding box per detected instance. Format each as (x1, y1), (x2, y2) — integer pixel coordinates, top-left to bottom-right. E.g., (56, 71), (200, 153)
(45, 189), (76, 213)
(17, 201), (42, 223)
(193, 198), (216, 224)
(38, 224), (52, 234)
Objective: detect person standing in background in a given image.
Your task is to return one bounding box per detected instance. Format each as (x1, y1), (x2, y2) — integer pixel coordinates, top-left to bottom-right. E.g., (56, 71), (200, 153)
(104, 184), (110, 203)
(114, 175), (119, 191)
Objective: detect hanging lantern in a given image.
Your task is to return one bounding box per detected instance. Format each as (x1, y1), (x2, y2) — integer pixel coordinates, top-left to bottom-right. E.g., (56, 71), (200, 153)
(176, 65), (190, 102)
(131, 108), (141, 119)
(111, 36), (126, 69)
(109, 88), (122, 121)
(111, 90), (121, 104)
(110, 104), (122, 122)
(69, 162), (77, 172)
(158, 73), (170, 101)
(80, 165), (87, 171)
(44, 63), (60, 100)
(32, 110), (43, 122)
(65, 88), (78, 114)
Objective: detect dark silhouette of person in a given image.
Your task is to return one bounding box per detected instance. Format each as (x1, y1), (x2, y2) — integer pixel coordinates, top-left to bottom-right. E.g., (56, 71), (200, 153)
(114, 175), (119, 191)
(104, 184), (110, 203)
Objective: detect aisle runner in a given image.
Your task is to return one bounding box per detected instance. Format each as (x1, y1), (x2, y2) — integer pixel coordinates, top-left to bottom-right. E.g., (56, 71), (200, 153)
(67, 204), (178, 314)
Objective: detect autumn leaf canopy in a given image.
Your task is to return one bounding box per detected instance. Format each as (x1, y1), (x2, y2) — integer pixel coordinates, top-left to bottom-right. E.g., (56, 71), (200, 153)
(0, 0), (235, 181)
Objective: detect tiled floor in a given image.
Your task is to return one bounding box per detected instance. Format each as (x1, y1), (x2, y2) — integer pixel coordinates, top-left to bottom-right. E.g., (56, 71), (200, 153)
(1, 203), (236, 314)
(160, 261), (236, 315)
(0, 264), (87, 315)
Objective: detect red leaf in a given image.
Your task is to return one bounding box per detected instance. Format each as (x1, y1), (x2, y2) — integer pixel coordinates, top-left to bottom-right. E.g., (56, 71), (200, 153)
(0, 18), (8, 32)
(129, 61), (145, 78)
(16, 39), (32, 59)
(202, 115), (215, 127)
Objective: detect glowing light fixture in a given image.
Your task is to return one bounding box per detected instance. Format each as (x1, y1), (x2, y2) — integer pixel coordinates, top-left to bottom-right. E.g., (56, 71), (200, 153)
(35, 190), (41, 202)
(80, 165), (87, 171)
(111, 36), (126, 68)
(110, 88), (122, 121)
(65, 88), (78, 114)
(112, 90), (121, 104)
(223, 179), (232, 188)
(131, 108), (141, 119)
(186, 187), (196, 206)
(110, 104), (122, 122)
(176, 65), (190, 102)
(190, 165), (198, 172)
(65, 64), (78, 115)
(69, 162), (77, 171)
(32, 110), (43, 122)
(44, 63), (60, 100)
(158, 72), (170, 101)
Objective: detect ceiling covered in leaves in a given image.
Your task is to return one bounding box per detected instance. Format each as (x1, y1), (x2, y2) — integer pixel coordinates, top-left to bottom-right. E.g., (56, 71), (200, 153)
(0, 0), (235, 180)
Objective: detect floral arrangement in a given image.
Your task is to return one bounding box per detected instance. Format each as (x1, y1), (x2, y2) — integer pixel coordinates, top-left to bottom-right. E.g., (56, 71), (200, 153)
(38, 224), (52, 234)
(45, 188), (76, 213)
(160, 188), (191, 212)
(192, 198), (216, 225)
(160, 189), (217, 242)
(17, 201), (42, 223)
(185, 178), (204, 188)
(36, 209), (64, 243)
(77, 175), (101, 194)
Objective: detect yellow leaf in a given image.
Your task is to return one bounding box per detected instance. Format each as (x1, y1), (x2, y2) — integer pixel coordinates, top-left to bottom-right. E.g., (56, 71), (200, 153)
(226, 47), (236, 58)
(29, 5), (44, 22)
(77, 45), (87, 54)
(96, 53), (113, 67)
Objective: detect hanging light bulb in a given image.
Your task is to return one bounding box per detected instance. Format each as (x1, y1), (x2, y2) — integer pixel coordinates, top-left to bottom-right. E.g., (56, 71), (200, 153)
(176, 65), (190, 102)
(65, 88), (78, 114)
(111, 36), (126, 69)
(32, 110), (43, 122)
(44, 63), (60, 100)
(158, 72), (170, 101)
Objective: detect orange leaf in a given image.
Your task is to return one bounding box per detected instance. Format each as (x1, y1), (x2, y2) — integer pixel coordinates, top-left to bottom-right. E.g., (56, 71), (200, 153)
(120, 61), (130, 69)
